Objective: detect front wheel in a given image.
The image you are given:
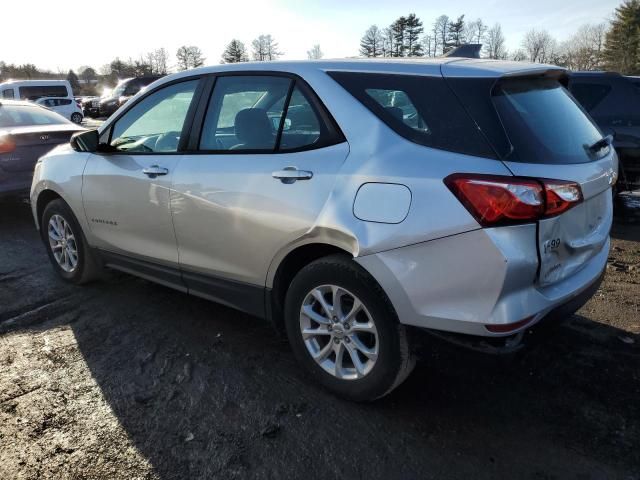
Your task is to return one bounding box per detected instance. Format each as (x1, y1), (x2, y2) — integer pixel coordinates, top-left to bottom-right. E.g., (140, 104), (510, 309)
(41, 199), (101, 284)
(71, 112), (83, 124)
(284, 255), (414, 401)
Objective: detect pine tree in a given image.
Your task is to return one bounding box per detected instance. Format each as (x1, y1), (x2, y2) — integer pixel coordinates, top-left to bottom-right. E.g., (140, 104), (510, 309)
(390, 16), (408, 57)
(221, 40), (248, 63)
(66, 70), (80, 92)
(405, 13), (424, 56)
(603, 0), (640, 74)
(360, 25), (384, 57)
(445, 15), (467, 53)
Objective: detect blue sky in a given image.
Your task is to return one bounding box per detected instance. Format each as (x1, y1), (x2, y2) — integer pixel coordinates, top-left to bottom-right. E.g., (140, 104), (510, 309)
(0, 0), (619, 72)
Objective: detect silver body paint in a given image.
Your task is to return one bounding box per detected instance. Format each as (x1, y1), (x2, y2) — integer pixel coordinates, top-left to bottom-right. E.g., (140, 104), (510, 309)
(31, 58), (617, 336)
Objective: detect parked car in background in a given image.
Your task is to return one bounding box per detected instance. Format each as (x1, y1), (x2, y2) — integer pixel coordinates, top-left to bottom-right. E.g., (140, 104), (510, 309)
(97, 76), (162, 117)
(569, 72), (640, 190)
(35, 97), (84, 124)
(31, 59), (616, 401)
(80, 96), (100, 117)
(0, 100), (84, 198)
(0, 79), (74, 102)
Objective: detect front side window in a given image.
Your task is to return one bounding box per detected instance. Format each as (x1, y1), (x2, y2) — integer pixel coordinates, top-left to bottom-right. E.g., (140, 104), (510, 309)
(2, 89), (15, 99)
(109, 80), (198, 153)
(199, 76), (291, 151)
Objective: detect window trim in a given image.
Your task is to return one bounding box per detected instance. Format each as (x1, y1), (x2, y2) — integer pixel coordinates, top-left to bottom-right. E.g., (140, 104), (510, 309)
(99, 76), (207, 156)
(186, 70), (346, 155)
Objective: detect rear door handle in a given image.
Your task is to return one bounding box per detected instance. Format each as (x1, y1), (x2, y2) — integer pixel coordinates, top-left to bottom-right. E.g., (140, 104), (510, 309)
(142, 165), (169, 178)
(272, 166), (313, 184)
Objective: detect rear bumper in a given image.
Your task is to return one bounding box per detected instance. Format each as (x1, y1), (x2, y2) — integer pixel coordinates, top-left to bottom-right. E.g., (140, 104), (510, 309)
(356, 226), (609, 337)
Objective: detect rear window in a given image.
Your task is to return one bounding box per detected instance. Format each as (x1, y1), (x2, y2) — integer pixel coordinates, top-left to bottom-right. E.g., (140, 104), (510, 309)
(328, 72), (495, 158)
(493, 78), (606, 164)
(0, 105), (68, 127)
(18, 85), (69, 100)
(569, 82), (612, 112)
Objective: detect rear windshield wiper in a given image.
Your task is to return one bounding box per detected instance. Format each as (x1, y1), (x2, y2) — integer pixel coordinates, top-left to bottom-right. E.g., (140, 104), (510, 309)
(587, 134), (613, 153)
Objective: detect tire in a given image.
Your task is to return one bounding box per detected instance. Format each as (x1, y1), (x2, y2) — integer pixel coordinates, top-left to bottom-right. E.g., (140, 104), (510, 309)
(71, 112), (83, 124)
(284, 254), (414, 401)
(41, 199), (101, 284)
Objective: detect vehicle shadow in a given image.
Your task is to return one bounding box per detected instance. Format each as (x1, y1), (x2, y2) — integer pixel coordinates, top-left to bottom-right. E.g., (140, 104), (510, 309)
(2, 200), (639, 479)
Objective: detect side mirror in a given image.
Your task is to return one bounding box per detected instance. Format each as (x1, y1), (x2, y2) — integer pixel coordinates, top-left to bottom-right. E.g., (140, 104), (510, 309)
(70, 129), (99, 152)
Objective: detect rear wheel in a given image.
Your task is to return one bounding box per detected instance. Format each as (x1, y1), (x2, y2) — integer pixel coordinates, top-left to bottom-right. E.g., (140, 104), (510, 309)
(71, 112), (83, 124)
(284, 255), (414, 401)
(41, 199), (101, 284)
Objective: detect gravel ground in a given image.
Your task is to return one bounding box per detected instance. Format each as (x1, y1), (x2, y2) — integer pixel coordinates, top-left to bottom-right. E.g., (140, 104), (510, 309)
(0, 199), (638, 480)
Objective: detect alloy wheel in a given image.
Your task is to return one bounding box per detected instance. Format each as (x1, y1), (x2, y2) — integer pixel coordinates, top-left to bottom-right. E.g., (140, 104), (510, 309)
(299, 284), (379, 380)
(47, 214), (79, 273)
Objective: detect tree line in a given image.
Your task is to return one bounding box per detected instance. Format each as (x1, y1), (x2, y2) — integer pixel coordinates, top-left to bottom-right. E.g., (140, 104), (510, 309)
(2, 0), (640, 93)
(359, 1), (640, 74)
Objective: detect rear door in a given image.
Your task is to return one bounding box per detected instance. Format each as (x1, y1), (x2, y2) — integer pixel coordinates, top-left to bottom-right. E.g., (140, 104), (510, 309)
(491, 77), (617, 286)
(170, 73), (348, 314)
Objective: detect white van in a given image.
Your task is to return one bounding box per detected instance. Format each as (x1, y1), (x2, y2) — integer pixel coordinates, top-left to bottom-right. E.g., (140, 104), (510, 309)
(0, 79), (73, 101)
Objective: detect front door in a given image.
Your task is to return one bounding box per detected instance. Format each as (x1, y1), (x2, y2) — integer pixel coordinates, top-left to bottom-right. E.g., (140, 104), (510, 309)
(171, 74), (348, 314)
(82, 79), (200, 269)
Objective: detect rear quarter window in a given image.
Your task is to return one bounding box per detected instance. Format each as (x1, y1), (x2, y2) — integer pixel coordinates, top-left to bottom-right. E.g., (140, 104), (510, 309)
(327, 72), (496, 158)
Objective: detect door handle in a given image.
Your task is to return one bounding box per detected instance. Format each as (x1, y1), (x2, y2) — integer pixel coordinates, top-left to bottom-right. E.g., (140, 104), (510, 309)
(142, 165), (169, 178)
(272, 166), (313, 184)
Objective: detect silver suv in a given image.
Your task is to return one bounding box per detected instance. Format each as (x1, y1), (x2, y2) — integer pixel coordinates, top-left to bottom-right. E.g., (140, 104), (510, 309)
(31, 59), (617, 401)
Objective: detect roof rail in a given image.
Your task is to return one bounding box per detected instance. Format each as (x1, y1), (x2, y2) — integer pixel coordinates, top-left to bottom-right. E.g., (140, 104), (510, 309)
(443, 44), (482, 59)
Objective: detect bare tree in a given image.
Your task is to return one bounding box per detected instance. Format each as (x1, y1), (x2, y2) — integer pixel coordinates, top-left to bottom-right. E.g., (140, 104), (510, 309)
(433, 15), (449, 56)
(560, 23), (608, 70)
(522, 29), (557, 63)
(307, 44), (323, 60)
(360, 25), (384, 57)
(176, 46), (205, 70)
(465, 18), (487, 45)
(251, 35), (282, 61)
(484, 23), (507, 59)
(511, 49), (528, 62)
(146, 48), (169, 75)
(422, 34), (434, 57)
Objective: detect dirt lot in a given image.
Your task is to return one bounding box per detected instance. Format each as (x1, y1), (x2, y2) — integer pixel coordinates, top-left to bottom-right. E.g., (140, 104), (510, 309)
(0, 199), (638, 480)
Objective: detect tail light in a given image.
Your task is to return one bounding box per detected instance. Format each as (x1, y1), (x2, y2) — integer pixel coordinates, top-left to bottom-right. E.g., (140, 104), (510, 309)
(444, 173), (582, 227)
(0, 134), (15, 154)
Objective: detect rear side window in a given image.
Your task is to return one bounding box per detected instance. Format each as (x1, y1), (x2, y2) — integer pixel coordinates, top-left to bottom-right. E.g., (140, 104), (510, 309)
(570, 83), (612, 112)
(2, 89), (15, 99)
(200, 76), (290, 151)
(327, 72), (495, 158)
(494, 78), (606, 164)
(198, 75), (343, 153)
(0, 105), (68, 127)
(18, 85), (68, 100)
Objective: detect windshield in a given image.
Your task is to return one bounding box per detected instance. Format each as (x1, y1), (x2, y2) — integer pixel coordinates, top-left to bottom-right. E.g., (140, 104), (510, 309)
(0, 104), (68, 128)
(493, 78), (607, 164)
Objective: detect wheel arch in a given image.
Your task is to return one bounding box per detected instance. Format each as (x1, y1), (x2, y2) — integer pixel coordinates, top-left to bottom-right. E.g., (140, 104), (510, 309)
(36, 189), (64, 228)
(268, 242), (354, 332)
